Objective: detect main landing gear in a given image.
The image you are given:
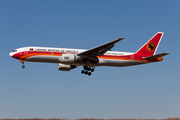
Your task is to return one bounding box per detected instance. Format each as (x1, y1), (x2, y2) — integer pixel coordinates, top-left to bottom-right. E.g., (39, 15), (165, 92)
(81, 66), (95, 76)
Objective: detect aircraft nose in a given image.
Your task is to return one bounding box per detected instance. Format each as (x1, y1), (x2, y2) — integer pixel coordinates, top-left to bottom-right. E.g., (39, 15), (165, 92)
(9, 52), (13, 57)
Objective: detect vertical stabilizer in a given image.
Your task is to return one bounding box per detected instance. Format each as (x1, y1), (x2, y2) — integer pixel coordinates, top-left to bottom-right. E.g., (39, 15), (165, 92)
(135, 32), (164, 56)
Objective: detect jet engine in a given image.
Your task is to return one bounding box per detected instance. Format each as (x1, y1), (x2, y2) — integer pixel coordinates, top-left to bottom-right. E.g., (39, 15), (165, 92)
(58, 63), (76, 71)
(61, 54), (77, 64)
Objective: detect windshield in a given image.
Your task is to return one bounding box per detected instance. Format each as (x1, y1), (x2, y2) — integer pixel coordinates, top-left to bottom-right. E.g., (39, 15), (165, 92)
(12, 50), (17, 52)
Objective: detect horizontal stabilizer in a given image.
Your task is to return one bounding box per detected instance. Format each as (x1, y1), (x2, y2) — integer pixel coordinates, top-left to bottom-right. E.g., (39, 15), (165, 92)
(143, 52), (170, 60)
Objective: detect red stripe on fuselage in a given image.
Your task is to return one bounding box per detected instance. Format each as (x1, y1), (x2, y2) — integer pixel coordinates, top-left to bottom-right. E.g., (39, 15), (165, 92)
(12, 51), (162, 62)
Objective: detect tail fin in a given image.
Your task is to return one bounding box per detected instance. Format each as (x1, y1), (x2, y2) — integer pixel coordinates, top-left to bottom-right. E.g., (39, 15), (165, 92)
(136, 32), (164, 56)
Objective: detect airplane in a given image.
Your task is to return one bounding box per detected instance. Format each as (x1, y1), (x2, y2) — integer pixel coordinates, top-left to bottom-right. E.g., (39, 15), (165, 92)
(9, 32), (170, 76)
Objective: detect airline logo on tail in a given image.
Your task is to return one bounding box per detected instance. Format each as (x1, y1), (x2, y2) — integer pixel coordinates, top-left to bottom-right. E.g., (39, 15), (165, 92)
(147, 42), (156, 52)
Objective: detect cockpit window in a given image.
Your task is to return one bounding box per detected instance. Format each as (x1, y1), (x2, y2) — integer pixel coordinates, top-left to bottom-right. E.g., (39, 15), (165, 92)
(12, 50), (17, 52)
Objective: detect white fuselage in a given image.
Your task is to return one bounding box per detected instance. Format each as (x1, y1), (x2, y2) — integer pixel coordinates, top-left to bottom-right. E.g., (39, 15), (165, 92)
(9, 46), (147, 67)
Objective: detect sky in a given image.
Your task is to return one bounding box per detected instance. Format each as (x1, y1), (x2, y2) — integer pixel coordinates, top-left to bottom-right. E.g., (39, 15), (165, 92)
(0, 0), (180, 119)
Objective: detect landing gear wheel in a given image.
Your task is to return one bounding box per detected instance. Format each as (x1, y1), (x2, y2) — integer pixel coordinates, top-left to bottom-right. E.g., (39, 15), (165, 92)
(87, 67), (91, 71)
(88, 72), (91, 76)
(22, 65), (25, 68)
(85, 71), (88, 75)
(91, 68), (94, 72)
(81, 70), (85, 74)
(84, 66), (88, 70)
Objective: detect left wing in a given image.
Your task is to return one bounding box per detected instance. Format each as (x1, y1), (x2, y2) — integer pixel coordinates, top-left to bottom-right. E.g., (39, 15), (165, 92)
(77, 38), (124, 57)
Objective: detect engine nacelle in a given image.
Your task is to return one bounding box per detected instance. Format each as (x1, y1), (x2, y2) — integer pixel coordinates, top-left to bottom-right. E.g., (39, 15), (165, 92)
(58, 63), (75, 71)
(61, 54), (77, 64)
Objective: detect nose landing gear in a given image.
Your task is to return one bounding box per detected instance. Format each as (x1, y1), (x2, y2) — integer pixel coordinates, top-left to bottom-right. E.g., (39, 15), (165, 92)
(81, 66), (95, 76)
(22, 64), (25, 68)
(20, 60), (25, 68)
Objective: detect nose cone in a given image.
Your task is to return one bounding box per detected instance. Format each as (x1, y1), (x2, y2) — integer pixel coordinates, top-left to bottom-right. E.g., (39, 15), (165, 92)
(9, 52), (13, 57)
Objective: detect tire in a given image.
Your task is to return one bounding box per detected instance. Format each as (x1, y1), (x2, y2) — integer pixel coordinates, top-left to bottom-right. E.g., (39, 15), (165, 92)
(84, 66), (88, 70)
(88, 72), (91, 76)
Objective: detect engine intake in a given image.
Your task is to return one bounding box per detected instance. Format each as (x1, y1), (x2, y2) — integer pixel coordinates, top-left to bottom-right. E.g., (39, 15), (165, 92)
(58, 63), (76, 71)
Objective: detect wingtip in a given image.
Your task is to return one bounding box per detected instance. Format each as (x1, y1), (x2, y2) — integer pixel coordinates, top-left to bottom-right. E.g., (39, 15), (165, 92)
(165, 52), (170, 55)
(117, 38), (125, 41)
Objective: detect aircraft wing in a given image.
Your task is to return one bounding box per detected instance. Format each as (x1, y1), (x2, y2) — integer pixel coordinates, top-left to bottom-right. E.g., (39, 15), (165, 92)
(77, 38), (124, 57)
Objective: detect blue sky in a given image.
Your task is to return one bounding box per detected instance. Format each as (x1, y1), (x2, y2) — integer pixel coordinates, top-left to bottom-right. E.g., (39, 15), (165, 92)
(0, 0), (180, 119)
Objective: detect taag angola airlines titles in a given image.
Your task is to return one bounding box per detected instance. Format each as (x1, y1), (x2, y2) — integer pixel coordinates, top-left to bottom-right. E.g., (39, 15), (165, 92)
(9, 32), (170, 76)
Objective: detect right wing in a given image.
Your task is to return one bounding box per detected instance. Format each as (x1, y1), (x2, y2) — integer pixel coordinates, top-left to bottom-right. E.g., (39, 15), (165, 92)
(77, 38), (124, 57)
